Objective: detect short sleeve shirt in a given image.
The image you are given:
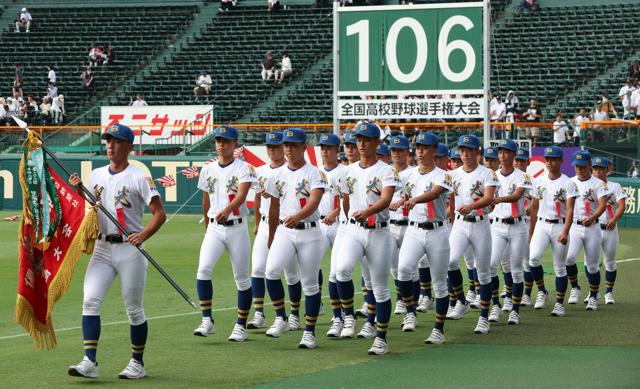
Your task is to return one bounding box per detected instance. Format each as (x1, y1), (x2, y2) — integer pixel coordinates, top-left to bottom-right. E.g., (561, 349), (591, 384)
(197, 158), (257, 220)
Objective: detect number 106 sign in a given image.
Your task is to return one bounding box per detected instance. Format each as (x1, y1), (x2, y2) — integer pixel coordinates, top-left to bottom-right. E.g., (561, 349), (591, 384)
(336, 3), (484, 96)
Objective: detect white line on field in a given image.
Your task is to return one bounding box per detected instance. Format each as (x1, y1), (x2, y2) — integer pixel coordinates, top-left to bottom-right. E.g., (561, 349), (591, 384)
(617, 257), (640, 263)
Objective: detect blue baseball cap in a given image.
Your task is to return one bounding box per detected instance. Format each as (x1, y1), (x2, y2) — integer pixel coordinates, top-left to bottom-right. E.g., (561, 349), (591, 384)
(543, 146), (563, 158)
(436, 143), (448, 157)
(457, 134), (480, 149)
(449, 147), (461, 160)
(515, 148), (529, 160)
(265, 131), (283, 145)
(415, 131), (439, 146)
(214, 125), (238, 140)
(484, 147), (498, 159)
(376, 143), (390, 156)
(318, 133), (341, 146)
(102, 123), (134, 143)
(282, 127), (306, 143)
(343, 132), (357, 145)
(592, 156), (609, 168)
(572, 150), (591, 167)
(354, 122), (380, 139)
(389, 135), (410, 149)
(497, 139), (518, 152)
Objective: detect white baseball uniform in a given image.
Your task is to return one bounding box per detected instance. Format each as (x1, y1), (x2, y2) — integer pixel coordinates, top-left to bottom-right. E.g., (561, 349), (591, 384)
(389, 165), (417, 280)
(490, 169), (532, 284)
(529, 174), (579, 276)
(264, 162), (328, 296)
(599, 181), (627, 272)
(83, 164), (159, 325)
(565, 176), (610, 274)
(252, 163), (299, 285)
(397, 167), (452, 301)
(196, 159), (256, 290)
(448, 165), (499, 285)
(319, 164), (348, 253)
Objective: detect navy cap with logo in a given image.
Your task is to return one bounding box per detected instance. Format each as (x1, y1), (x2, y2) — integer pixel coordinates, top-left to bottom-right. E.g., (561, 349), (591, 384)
(343, 132), (357, 145)
(571, 150), (592, 166)
(436, 143), (448, 157)
(449, 147), (461, 160)
(265, 131), (283, 145)
(319, 133), (341, 146)
(457, 134), (480, 149)
(415, 131), (439, 146)
(515, 147), (529, 160)
(282, 127), (307, 143)
(376, 143), (390, 156)
(354, 122), (380, 139)
(389, 135), (410, 149)
(214, 125), (238, 140)
(101, 123), (134, 143)
(484, 147), (498, 159)
(544, 145), (563, 158)
(497, 138), (518, 152)
(592, 156), (609, 168)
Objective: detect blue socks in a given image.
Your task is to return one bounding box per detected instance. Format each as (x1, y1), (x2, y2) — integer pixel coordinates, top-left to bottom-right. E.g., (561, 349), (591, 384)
(375, 299), (391, 340)
(196, 279), (213, 319)
(304, 292), (321, 334)
(266, 279), (287, 318)
(251, 277), (265, 314)
(605, 270), (617, 293)
(434, 297), (448, 332)
(530, 265), (547, 293)
(448, 269), (466, 303)
(336, 280), (355, 317)
(288, 282), (302, 316)
(82, 315), (100, 362)
(130, 321), (147, 365)
(555, 276), (568, 304)
(479, 283), (492, 318)
(328, 281), (342, 319)
(511, 282), (523, 313)
(419, 267), (432, 298)
(237, 288), (252, 326)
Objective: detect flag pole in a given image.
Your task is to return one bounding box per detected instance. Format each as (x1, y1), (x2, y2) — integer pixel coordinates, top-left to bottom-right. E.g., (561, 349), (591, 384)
(13, 117), (198, 310)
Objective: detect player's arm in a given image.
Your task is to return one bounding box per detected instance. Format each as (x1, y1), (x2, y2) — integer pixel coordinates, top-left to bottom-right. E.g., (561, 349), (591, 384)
(322, 198), (341, 225)
(458, 186), (496, 215)
(352, 186), (395, 222)
(558, 197), (575, 245)
(267, 194), (280, 248)
(128, 196), (166, 246)
(202, 191), (211, 230)
(68, 173), (87, 199)
(583, 195), (607, 227)
(447, 193), (455, 221)
(342, 194), (350, 217)
(404, 185), (445, 209)
(253, 192), (262, 235)
(492, 187), (526, 205)
(283, 188), (324, 228)
(528, 198), (539, 241)
(606, 197), (626, 230)
(216, 182), (251, 223)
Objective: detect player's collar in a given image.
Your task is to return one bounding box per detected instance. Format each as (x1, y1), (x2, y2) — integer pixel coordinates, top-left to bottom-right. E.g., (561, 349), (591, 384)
(218, 158), (235, 168)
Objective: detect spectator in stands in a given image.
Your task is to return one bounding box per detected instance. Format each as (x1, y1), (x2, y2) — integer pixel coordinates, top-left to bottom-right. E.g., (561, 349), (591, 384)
(193, 71), (213, 98)
(13, 64), (24, 98)
(40, 97), (52, 125)
(552, 112), (569, 145)
(619, 79), (636, 119)
(88, 46), (107, 67)
(268, 0), (282, 12)
(523, 97), (541, 146)
(629, 161), (639, 178)
(80, 67), (95, 95)
(105, 45), (115, 65)
(131, 94), (148, 107)
(570, 109), (586, 146)
(631, 82), (640, 119)
(51, 94), (65, 124)
(0, 98), (6, 125)
(629, 63), (640, 83)
(275, 52), (292, 84)
(261, 52), (277, 81)
(220, 0), (237, 12)
(505, 90), (519, 138)
(47, 65), (57, 85)
(490, 95), (506, 139)
(15, 8), (32, 33)
(515, 0), (539, 13)
(46, 82), (58, 100)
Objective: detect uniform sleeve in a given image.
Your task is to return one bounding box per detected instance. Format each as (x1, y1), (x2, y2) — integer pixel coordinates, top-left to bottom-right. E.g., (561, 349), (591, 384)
(197, 166), (208, 192)
(566, 180), (579, 199)
(518, 173), (533, 190)
(597, 181), (611, 199)
(312, 169), (328, 192)
(239, 163), (258, 186)
(139, 174), (160, 206)
(614, 183), (628, 201)
(484, 169), (500, 187)
(382, 165), (400, 189)
(531, 179), (542, 199)
(88, 169), (98, 197)
(435, 170), (453, 193)
(264, 171), (281, 199)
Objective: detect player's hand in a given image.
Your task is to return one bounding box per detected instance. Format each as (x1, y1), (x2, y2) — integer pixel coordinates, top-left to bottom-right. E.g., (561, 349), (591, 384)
(388, 200), (404, 211)
(581, 217), (594, 227)
(127, 232), (145, 246)
(322, 213), (337, 225)
(69, 173), (81, 187)
(215, 208), (231, 223)
(257, 188), (269, 199)
(491, 197), (502, 206)
(253, 223), (259, 235)
(525, 206), (531, 217)
(283, 215), (301, 229)
(557, 231), (568, 245)
(404, 197), (418, 210)
(605, 220), (616, 230)
(457, 204), (474, 216)
(352, 209), (369, 223)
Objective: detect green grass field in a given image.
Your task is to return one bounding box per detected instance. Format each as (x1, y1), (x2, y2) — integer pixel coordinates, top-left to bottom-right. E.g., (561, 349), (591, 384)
(1, 211), (639, 388)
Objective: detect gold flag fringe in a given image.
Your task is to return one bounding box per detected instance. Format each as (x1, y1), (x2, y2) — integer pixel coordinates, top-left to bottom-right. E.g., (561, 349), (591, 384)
(14, 204), (99, 350)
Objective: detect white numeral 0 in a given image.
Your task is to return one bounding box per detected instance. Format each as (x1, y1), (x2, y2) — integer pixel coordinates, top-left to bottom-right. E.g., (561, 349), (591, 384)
(386, 17), (428, 84)
(438, 15), (476, 83)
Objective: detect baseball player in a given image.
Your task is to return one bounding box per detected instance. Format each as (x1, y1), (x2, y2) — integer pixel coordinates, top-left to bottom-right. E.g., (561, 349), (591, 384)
(592, 157), (627, 304)
(489, 139), (532, 325)
(396, 132), (452, 343)
(335, 122), (399, 355)
(528, 146), (578, 317)
(68, 124), (166, 379)
(248, 132), (301, 330)
(193, 126), (257, 342)
(386, 135), (417, 316)
(263, 128), (327, 348)
(447, 134), (499, 334)
(377, 143), (392, 164)
(565, 150), (610, 310)
(483, 147), (500, 171)
(514, 148), (536, 306)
